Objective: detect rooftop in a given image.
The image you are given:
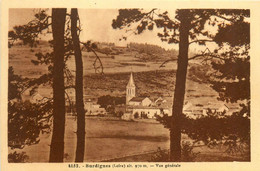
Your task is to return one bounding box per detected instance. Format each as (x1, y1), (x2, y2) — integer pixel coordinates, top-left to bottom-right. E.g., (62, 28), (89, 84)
(129, 97), (147, 102)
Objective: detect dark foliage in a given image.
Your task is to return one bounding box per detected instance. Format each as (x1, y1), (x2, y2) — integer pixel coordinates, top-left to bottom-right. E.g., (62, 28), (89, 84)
(8, 10), (51, 48)
(8, 66), (53, 150)
(112, 9), (147, 30)
(8, 100), (53, 149)
(8, 67), (27, 100)
(150, 143), (199, 162)
(8, 151), (29, 163)
(156, 106), (250, 155)
(150, 148), (170, 162)
(112, 9), (249, 45)
(210, 10), (250, 103)
(210, 46), (250, 103)
(214, 21), (250, 47)
(97, 95), (125, 113)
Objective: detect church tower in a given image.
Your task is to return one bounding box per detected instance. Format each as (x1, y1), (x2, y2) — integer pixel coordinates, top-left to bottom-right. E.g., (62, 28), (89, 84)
(126, 72), (136, 105)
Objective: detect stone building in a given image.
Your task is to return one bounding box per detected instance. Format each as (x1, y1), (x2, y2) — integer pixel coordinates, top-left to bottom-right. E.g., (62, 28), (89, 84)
(124, 72), (172, 119)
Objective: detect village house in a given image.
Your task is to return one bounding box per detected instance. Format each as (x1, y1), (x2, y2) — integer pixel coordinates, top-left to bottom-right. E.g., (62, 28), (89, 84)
(183, 101), (240, 119)
(65, 88), (106, 115)
(21, 88), (50, 104)
(128, 97), (152, 107)
(84, 99), (107, 116)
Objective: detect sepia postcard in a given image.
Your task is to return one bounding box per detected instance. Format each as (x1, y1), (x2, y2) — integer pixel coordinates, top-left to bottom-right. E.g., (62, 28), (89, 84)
(1, 0), (260, 171)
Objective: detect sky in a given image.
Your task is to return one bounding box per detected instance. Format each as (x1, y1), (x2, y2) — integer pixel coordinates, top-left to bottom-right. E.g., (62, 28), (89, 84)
(9, 8), (223, 52)
(9, 8), (180, 50)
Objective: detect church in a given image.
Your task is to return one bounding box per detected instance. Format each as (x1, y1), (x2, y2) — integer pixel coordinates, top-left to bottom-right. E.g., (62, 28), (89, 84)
(125, 72), (172, 119)
(123, 72), (241, 120)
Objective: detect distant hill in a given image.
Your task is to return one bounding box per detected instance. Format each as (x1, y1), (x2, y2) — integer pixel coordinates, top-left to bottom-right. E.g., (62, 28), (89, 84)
(94, 42), (178, 62)
(128, 42), (178, 61)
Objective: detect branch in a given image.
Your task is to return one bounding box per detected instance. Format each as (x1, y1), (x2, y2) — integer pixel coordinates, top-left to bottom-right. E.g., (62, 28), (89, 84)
(65, 85), (75, 89)
(91, 49), (104, 74)
(119, 9), (158, 40)
(188, 54), (205, 61)
(79, 41), (104, 74)
(9, 12), (51, 47)
(188, 47), (225, 61)
(188, 53), (225, 61)
(140, 8), (158, 19)
(64, 65), (74, 87)
(64, 90), (74, 115)
(214, 14), (234, 23)
(159, 59), (177, 68)
(189, 39), (215, 45)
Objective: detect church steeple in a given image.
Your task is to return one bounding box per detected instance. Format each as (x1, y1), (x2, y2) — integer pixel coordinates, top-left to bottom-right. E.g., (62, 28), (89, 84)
(127, 72), (135, 87)
(126, 72), (136, 105)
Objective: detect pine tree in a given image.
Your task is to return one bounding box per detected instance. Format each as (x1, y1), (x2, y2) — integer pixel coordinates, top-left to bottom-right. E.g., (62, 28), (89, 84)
(112, 9), (250, 161)
(71, 8), (85, 162)
(49, 8), (67, 162)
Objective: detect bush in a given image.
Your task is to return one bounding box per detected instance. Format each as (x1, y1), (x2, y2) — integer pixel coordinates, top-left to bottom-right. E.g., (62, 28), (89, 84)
(150, 142), (199, 162)
(150, 147), (170, 162)
(8, 151), (29, 163)
(181, 141), (200, 162)
(156, 106), (250, 157)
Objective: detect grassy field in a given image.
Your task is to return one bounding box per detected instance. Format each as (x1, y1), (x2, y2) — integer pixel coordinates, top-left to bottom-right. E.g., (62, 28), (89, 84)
(9, 117), (248, 162)
(9, 117), (171, 162)
(9, 44), (177, 77)
(8, 45), (50, 78)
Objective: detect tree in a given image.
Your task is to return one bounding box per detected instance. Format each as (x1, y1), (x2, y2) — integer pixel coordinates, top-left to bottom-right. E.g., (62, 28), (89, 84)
(211, 20), (250, 103)
(112, 9), (249, 161)
(49, 8), (67, 162)
(8, 8), (67, 162)
(71, 8), (85, 162)
(208, 20), (250, 158)
(97, 95), (125, 113)
(184, 16), (250, 154)
(9, 8), (103, 162)
(8, 67), (52, 154)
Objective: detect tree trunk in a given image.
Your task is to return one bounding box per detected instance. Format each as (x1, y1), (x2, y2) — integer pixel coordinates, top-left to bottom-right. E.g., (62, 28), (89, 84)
(49, 8), (67, 162)
(170, 10), (190, 161)
(71, 8), (86, 162)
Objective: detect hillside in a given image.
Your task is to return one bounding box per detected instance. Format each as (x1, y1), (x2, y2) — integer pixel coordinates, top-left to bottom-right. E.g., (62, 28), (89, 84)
(95, 42), (178, 62)
(9, 43), (221, 106)
(84, 69), (220, 106)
